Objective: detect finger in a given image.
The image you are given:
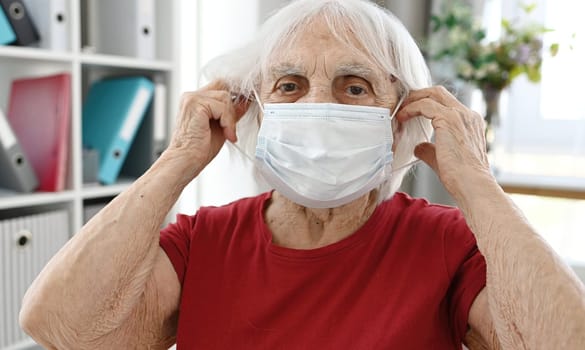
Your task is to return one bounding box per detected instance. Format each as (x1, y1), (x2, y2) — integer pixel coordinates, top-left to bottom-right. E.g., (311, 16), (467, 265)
(189, 91), (247, 142)
(199, 81), (251, 121)
(200, 79), (230, 92)
(197, 90), (232, 105)
(395, 97), (455, 124)
(233, 96), (252, 120)
(403, 86), (464, 109)
(220, 105), (239, 143)
(196, 90), (251, 125)
(180, 90), (230, 112)
(199, 97), (239, 142)
(414, 142), (439, 173)
(182, 85), (252, 143)
(223, 95), (253, 141)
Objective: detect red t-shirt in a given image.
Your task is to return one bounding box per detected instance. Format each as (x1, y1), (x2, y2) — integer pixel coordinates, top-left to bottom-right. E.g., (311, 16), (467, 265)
(160, 191), (486, 349)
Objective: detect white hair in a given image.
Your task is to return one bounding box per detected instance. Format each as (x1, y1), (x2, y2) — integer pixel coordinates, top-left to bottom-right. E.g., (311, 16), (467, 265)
(202, 0), (433, 203)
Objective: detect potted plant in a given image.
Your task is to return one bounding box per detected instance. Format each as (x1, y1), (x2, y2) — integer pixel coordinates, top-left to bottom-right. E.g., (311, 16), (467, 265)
(427, 1), (558, 150)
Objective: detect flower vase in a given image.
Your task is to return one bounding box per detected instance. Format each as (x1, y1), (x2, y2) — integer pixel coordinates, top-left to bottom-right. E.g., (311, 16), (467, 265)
(481, 87), (502, 153)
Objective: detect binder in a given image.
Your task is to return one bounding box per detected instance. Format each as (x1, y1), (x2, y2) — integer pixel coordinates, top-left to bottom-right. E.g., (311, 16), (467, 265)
(82, 76), (154, 185)
(22, 0), (68, 51)
(0, 209), (69, 348)
(82, 147), (99, 183)
(121, 81), (167, 177)
(0, 4), (15, 44)
(87, 0), (155, 59)
(0, 108), (38, 192)
(0, 0), (39, 46)
(7, 73), (71, 192)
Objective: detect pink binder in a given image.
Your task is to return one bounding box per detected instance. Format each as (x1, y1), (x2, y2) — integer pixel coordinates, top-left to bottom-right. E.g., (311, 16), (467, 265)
(7, 73), (71, 192)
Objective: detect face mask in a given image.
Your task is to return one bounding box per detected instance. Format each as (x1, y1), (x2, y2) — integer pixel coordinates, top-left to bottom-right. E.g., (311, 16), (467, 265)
(252, 95), (405, 209)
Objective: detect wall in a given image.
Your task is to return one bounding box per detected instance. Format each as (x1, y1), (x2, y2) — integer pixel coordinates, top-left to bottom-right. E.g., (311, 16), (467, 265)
(177, 0), (290, 213)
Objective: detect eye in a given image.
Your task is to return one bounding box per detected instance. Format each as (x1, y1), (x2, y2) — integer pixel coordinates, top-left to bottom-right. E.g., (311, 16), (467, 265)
(334, 76), (373, 100)
(278, 82), (298, 93)
(271, 75), (308, 102)
(347, 85), (366, 96)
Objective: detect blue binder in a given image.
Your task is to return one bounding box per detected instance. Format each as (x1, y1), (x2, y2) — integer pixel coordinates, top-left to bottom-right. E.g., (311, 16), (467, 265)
(82, 76), (154, 185)
(0, 5), (15, 45)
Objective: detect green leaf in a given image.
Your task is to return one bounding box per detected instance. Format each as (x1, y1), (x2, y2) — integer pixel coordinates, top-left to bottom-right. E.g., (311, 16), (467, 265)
(472, 29), (486, 42)
(550, 43), (559, 56)
(430, 15), (442, 32)
(445, 13), (458, 28)
(521, 3), (537, 14)
(526, 65), (542, 82)
(509, 66), (524, 82)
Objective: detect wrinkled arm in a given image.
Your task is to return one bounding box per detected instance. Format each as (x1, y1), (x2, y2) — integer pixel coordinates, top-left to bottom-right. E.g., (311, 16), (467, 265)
(457, 175), (585, 349)
(398, 86), (585, 349)
(19, 83), (244, 349)
(19, 151), (194, 349)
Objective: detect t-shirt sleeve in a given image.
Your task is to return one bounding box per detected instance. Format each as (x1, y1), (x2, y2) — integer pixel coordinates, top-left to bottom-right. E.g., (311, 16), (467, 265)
(442, 208), (487, 344)
(159, 213), (198, 285)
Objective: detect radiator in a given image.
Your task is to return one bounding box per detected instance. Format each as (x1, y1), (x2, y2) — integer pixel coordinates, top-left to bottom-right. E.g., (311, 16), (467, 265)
(0, 210), (69, 349)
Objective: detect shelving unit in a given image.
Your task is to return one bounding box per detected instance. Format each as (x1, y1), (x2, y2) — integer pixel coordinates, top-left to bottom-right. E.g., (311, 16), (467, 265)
(0, 1), (180, 348)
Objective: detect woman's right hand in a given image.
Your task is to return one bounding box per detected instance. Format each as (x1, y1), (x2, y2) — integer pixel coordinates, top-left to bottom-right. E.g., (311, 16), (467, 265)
(166, 80), (250, 174)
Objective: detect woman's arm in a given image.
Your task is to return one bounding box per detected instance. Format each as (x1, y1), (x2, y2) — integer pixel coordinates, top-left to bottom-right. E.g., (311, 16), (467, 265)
(19, 81), (247, 349)
(398, 86), (585, 349)
(19, 152), (191, 349)
(459, 173), (585, 349)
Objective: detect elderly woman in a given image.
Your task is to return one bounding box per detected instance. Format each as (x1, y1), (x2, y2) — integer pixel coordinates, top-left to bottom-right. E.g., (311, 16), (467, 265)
(20, 0), (584, 349)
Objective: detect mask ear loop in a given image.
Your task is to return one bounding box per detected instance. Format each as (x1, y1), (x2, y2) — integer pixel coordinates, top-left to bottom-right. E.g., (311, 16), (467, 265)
(390, 93), (406, 120)
(252, 88), (264, 114)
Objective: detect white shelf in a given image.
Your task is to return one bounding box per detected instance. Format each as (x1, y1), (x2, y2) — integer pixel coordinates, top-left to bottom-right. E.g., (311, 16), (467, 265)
(0, 1), (180, 345)
(0, 0), (179, 221)
(497, 172), (585, 199)
(0, 46), (73, 62)
(0, 47), (174, 71)
(0, 190), (76, 210)
(80, 53), (174, 71)
(82, 179), (135, 200)
(497, 172), (585, 191)
(2, 337), (40, 350)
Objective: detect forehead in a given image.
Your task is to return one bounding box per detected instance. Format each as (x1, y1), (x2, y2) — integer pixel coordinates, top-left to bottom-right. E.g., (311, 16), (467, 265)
(266, 17), (383, 77)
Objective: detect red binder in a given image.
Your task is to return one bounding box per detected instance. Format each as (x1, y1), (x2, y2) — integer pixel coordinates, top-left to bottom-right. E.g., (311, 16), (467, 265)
(7, 73), (71, 192)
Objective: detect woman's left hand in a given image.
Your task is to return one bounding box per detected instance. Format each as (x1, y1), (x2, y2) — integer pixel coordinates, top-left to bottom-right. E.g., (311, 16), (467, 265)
(395, 86), (494, 198)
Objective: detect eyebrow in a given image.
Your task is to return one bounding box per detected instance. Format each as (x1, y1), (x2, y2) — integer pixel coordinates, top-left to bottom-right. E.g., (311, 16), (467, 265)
(334, 63), (377, 81)
(270, 63), (306, 79)
(269, 61), (380, 84)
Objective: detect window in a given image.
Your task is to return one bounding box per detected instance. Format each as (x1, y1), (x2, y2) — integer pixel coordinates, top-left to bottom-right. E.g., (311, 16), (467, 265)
(491, 0), (585, 179)
(510, 194), (585, 265)
(483, 0), (585, 264)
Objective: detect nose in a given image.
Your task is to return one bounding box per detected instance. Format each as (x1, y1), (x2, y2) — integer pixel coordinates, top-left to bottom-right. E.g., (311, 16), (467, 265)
(297, 84), (337, 103)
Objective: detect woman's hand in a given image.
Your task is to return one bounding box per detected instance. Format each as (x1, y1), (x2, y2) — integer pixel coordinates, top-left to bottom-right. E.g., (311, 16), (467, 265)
(395, 86), (494, 198)
(166, 80), (250, 174)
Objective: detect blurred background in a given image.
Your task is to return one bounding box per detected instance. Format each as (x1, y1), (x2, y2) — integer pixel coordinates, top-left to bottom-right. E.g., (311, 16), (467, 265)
(0, 0), (583, 348)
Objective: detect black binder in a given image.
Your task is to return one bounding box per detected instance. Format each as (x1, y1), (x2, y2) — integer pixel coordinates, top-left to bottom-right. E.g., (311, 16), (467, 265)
(0, 0), (39, 46)
(0, 108), (39, 192)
